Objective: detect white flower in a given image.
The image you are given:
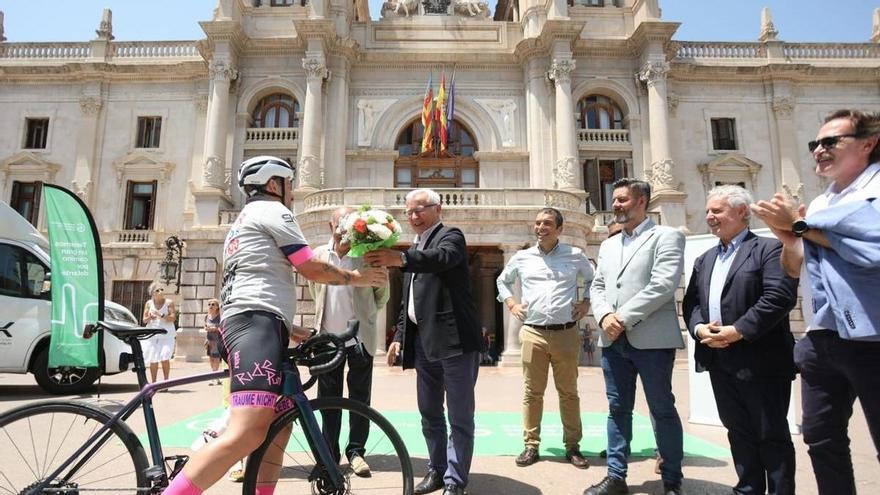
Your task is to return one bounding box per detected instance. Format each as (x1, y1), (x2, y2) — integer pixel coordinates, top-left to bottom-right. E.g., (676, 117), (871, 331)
(367, 223), (393, 240)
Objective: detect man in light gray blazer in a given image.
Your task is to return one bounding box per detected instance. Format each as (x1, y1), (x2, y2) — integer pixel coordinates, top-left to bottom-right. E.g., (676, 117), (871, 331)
(308, 206), (390, 477)
(584, 179), (686, 495)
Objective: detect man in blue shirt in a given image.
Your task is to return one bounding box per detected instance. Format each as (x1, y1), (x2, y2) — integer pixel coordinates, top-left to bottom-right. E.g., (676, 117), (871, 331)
(684, 185), (798, 495)
(496, 208), (593, 470)
(753, 109), (880, 495)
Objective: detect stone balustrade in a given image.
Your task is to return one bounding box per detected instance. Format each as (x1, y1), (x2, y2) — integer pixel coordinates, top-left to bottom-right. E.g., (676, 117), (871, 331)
(676, 41), (880, 61)
(113, 230), (155, 244)
(577, 128), (631, 146)
(302, 188), (584, 213)
(244, 127), (300, 149)
(110, 41), (200, 58)
(0, 42), (91, 59)
(782, 43), (880, 59)
(676, 42), (766, 59)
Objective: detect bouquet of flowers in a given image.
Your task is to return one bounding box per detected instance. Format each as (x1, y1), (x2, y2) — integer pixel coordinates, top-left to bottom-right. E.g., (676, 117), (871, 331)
(341, 205), (402, 257)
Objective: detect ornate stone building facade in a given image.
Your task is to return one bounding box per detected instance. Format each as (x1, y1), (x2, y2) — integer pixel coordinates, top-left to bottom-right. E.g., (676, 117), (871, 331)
(2, 1), (879, 362)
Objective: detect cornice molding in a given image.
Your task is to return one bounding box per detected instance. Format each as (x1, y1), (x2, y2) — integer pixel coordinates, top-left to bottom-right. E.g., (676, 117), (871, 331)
(628, 21), (680, 54)
(668, 61), (880, 84)
(0, 61), (207, 83)
(198, 19), (249, 57)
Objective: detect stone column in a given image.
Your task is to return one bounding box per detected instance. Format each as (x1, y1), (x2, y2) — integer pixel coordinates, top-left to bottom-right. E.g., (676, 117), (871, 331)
(203, 59), (238, 190)
(548, 57), (582, 192)
(498, 244), (523, 368)
(525, 57), (553, 188)
(638, 60), (687, 227)
(324, 56), (350, 189)
(297, 54), (329, 192)
(73, 94), (103, 206)
(772, 96), (807, 203)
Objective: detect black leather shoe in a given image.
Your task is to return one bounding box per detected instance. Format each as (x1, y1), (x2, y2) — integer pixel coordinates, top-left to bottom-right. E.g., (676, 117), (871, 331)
(663, 482), (683, 495)
(414, 470), (445, 495)
(565, 447), (590, 469)
(442, 484), (465, 495)
(583, 476), (629, 495)
(515, 447), (540, 466)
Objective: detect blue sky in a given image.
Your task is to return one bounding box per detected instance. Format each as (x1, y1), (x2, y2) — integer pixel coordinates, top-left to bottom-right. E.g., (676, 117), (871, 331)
(1, 0), (877, 43)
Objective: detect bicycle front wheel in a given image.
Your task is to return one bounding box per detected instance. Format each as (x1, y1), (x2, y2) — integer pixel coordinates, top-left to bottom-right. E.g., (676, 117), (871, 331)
(244, 396), (414, 495)
(0, 400), (149, 494)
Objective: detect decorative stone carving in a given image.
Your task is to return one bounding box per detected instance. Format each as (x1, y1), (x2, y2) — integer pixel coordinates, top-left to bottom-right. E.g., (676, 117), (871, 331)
(772, 96), (795, 119)
(297, 155), (320, 188)
(553, 156), (577, 190)
(667, 92), (679, 116)
(203, 156), (227, 189)
(209, 59), (239, 82)
(381, 0), (419, 17)
(79, 96), (103, 116)
(759, 7), (779, 42)
(453, 0), (489, 17)
(476, 98), (517, 147)
(638, 61), (669, 88)
(71, 180), (92, 201)
(357, 99), (395, 147)
(193, 95), (209, 113)
(422, 0), (451, 14)
(0, 11), (6, 42)
(697, 153), (762, 193)
(647, 159), (676, 191)
(782, 183), (805, 204)
(95, 8), (114, 41)
(112, 151), (175, 186)
(302, 57), (329, 80)
(547, 59), (576, 85)
(873, 8), (880, 43)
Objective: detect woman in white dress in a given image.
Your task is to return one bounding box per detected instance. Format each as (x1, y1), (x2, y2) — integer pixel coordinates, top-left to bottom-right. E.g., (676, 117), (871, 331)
(142, 283), (177, 382)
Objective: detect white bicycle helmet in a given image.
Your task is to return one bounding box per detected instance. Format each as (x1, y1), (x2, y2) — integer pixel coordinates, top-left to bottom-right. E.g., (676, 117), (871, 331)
(237, 155), (295, 196)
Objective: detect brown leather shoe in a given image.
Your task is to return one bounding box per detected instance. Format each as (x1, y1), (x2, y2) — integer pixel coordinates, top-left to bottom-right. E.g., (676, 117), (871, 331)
(515, 447), (540, 466)
(565, 447), (590, 469)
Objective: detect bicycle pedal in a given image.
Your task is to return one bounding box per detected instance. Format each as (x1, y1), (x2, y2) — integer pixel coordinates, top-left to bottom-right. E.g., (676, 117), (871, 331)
(144, 465), (167, 485)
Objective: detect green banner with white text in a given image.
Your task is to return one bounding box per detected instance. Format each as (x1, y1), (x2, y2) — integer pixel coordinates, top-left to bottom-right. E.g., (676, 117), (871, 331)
(44, 184), (104, 367)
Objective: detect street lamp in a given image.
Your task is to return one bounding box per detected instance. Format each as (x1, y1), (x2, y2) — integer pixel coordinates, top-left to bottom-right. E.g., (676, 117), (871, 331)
(159, 235), (185, 291)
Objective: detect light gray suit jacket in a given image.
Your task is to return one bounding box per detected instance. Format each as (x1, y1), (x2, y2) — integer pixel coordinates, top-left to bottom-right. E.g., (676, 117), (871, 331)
(590, 220), (685, 350)
(308, 244), (390, 356)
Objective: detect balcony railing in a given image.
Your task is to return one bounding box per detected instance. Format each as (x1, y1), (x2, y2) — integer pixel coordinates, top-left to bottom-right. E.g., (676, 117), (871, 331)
(0, 41), (200, 61)
(113, 230), (155, 244)
(0, 42), (91, 59)
(110, 41), (200, 58)
(577, 129), (631, 147)
(675, 41), (880, 61)
(782, 43), (880, 59)
(676, 42), (765, 60)
(302, 188), (585, 213)
(244, 127), (300, 149)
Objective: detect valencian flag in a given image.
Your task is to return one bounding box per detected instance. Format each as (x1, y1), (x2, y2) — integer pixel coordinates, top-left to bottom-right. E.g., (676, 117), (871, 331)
(43, 184), (104, 367)
(420, 72), (435, 154)
(436, 71), (449, 153)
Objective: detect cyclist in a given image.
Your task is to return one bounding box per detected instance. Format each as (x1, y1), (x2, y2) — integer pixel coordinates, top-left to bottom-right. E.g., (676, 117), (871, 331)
(165, 155), (388, 495)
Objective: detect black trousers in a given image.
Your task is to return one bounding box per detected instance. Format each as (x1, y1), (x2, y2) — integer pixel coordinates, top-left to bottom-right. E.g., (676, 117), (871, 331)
(709, 370), (795, 495)
(317, 342), (374, 461)
(795, 330), (880, 495)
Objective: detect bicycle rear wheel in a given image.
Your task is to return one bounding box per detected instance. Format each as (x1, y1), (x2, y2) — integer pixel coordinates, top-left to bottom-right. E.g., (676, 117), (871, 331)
(244, 396), (414, 495)
(0, 401), (149, 494)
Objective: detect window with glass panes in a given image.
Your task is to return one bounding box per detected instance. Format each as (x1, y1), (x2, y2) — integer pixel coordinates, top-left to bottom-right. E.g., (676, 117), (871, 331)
(10, 181), (42, 226)
(711, 118), (738, 150)
(136, 116), (162, 148)
(24, 118), (50, 149)
(123, 181), (157, 230)
(576, 95), (624, 130)
(252, 94), (300, 128)
(584, 159), (630, 211)
(394, 119), (478, 188)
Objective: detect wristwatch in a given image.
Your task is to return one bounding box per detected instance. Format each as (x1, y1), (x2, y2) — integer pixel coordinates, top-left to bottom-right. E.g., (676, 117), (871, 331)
(792, 219), (810, 237)
(399, 251), (407, 267)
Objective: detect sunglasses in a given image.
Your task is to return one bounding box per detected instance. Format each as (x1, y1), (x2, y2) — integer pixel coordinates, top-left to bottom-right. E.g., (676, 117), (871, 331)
(807, 134), (859, 153)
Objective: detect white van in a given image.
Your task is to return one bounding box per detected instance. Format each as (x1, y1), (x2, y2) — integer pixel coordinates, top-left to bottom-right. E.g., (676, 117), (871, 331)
(0, 200), (133, 394)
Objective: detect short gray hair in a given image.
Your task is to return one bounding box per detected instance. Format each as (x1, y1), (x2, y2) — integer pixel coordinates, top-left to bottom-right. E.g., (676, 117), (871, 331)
(405, 188), (442, 205)
(707, 184), (753, 221)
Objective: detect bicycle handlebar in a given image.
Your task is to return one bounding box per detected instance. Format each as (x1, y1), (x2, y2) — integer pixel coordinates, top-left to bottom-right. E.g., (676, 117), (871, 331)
(294, 319), (360, 376)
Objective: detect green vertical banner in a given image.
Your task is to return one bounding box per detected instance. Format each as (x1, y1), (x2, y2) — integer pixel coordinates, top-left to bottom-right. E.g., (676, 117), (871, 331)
(43, 184), (104, 367)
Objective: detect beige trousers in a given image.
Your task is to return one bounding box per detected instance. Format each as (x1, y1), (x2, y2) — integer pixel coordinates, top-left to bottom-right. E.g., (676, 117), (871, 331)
(520, 324), (582, 449)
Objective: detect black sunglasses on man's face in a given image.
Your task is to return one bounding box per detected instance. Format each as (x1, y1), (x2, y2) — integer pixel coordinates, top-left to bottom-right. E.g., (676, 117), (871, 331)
(807, 133), (859, 153)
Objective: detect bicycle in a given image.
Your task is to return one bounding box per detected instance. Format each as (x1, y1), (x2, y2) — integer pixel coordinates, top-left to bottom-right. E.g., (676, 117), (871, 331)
(0, 319), (414, 494)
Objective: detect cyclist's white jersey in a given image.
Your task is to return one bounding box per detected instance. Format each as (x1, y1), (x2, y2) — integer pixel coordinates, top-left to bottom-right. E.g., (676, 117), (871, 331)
(220, 199), (314, 329)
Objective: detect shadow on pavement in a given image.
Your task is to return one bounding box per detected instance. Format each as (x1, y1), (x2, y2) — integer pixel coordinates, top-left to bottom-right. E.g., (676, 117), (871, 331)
(629, 478), (734, 494)
(467, 472), (543, 495)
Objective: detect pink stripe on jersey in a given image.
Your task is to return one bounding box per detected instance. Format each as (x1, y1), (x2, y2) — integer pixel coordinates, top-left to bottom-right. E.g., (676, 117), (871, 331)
(287, 245), (314, 267)
(231, 391), (278, 409)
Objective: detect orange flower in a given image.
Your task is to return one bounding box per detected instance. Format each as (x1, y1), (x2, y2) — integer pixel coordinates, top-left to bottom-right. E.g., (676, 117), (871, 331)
(354, 218), (368, 234)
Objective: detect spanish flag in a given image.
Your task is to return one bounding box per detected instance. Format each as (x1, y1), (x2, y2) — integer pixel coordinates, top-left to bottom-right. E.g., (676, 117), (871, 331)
(420, 73), (434, 154)
(436, 71), (449, 154)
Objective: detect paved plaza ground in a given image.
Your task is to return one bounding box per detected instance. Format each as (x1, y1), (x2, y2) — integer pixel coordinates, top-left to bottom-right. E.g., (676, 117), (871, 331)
(1, 356), (877, 494)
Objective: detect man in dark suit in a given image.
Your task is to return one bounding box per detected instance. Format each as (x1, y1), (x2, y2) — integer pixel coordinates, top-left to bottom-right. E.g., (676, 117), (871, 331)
(365, 188), (482, 495)
(682, 185), (799, 495)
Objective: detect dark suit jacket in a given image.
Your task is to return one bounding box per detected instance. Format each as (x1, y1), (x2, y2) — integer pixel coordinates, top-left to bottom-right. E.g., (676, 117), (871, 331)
(394, 223), (482, 369)
(682, 231), (799, 380)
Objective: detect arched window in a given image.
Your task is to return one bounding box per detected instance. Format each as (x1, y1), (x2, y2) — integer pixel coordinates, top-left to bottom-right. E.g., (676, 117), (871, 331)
(393, 119), (479, 188)
(576, 95), (624, 130)
(251, 93), (300, 128)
